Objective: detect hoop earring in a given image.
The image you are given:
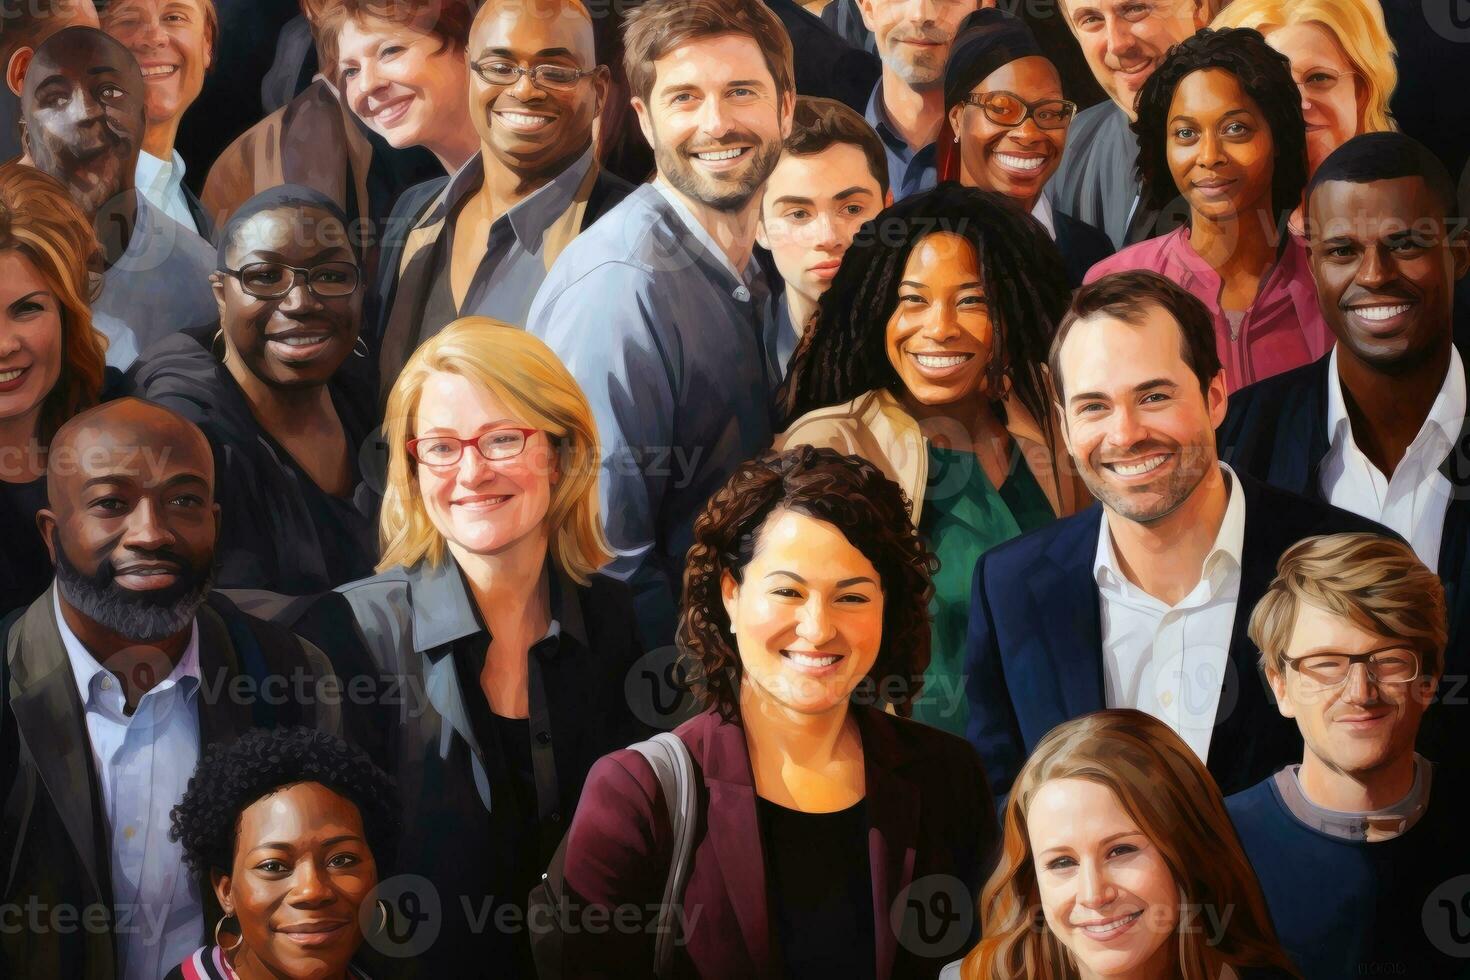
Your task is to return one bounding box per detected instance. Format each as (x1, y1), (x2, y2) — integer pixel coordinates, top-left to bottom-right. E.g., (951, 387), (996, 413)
(353, 336), (370, 359)
(214, 914), (243, 952)
(376, 899), (390, 934)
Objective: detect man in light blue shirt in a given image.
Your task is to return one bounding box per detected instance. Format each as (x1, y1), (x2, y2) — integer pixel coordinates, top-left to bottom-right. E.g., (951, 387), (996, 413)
(528, 0), (794, 649)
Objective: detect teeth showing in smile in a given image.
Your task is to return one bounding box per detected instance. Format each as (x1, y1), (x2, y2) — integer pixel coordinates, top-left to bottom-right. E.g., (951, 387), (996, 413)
(459, 495), (511, 507)
(142, 65), (178, 78)
(996, 153), (1045, 171)
(0, 368), (23, 382)
(1354, 303), (1412, 322)
(1109, 454), (1167, 477)
(914, 353), (971, 369)
(1082, 911), (1142, 935)
(786, 652), (839, 668)
(272, 335), (328, 347)
(694, 148), (745, 161)
(500, 112), (550, 127)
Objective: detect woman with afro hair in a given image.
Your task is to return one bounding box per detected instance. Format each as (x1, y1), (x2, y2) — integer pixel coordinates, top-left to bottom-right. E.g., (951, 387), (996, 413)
(166, 727), (399, 980)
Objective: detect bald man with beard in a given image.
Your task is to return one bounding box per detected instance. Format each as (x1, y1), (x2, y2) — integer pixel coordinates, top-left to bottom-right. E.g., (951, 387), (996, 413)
(20, 27), (216, 370)
(0, 398), (340, 980)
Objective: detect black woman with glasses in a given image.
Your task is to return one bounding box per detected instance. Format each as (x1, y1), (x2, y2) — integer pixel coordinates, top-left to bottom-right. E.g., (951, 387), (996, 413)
(129, 184), (381, 594)
(937, 8), (1113, 286)
(291, 316), (649, 976)
(1227, 532), (1469, 979)
(372, 0), (631, 398)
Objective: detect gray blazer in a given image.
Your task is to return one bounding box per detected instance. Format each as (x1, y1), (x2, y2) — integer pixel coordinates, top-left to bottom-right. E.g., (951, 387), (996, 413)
(1047, 99), (1142, 250)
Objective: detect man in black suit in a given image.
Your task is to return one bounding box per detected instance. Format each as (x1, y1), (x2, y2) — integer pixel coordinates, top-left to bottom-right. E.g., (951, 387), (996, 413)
(1219, 132), (1470, 765)
(0, 399), (339, 980)
(964, 270), (1389, 802)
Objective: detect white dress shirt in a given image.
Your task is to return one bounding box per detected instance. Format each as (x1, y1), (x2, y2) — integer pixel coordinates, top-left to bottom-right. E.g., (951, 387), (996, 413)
(1319, 345), (1465, 571)
(1095, 465), (1246, 765)
(57, 592), (204, 980)
(1031, 194), (1057, 240)
(134, 149), (197, 233)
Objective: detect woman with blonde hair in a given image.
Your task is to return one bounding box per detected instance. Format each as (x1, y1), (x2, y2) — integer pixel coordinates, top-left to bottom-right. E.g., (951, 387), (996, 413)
(955, 710), (1299, 980)
(0, 162), (110, 615)
(294, 316), (649, 976)
(1212, 0), (1397, 225)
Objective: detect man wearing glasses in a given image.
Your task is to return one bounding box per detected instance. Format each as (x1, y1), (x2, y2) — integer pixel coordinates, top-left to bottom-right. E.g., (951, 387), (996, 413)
(372, 0), (631, 396)
(1228, 532), (1470, 979)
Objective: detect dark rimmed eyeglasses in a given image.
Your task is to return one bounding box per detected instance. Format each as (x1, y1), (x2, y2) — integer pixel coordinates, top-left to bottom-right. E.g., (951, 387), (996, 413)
(408, 427), (541, 467)
(961, 91), (1077, 131)
(1282, 645), (1422, 688)
(218, 261), (360, 300)
(470, 60), (599, 90)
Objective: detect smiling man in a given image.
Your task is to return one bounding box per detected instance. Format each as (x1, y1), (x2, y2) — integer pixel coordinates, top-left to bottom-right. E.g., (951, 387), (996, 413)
(527, 0), (794, 650)
(1228, 533), (1470, 979)
(0, 398), (338, 980)
(1219, 132), (1470, 765)
(962, 270), (1386, 803)
(20, 26), (216, 369)
(373, 0), (630, 394)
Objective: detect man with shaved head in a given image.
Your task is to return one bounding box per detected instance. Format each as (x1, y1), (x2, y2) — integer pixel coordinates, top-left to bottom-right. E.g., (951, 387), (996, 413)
(0, 398), (340, 979)
(372, 0), (631, 392)
(20, 26), (215, 370)
(0, 0), (99, 161)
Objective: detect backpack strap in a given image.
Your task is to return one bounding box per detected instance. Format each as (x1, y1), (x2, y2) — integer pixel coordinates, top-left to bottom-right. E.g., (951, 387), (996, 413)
(628, 731), (697, 979)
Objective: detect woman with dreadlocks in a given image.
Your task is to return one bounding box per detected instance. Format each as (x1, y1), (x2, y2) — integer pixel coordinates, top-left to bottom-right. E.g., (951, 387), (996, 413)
(776, 182), (1087, 738)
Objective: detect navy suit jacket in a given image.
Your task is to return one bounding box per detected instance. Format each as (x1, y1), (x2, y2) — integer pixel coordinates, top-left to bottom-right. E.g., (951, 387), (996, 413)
(1219, 353), (1470, 764)
(964, 471), (1392, 802)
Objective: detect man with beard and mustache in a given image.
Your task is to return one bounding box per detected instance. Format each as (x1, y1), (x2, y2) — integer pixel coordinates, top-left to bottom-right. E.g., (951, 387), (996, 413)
(962, 270), (1387, 804)
(527, 0), (794, 651)
(858, 0), (977, 201)
(0, 398), (340, 980)
(20, 26), (215, 370)
(1220, 133), (1470, 767)
(372, 0), (632, 394)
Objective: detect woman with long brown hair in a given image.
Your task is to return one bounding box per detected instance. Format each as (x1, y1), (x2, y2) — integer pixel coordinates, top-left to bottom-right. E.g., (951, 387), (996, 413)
(959, 710), (1298, 980)
(0, 162), (110, 615)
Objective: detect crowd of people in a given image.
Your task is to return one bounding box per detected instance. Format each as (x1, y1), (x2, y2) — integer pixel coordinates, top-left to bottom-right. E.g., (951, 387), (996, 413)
(0, 0), (1465, 977)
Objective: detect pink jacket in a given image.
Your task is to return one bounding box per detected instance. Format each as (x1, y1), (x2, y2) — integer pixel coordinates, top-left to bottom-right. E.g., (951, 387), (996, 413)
(1084, 226), (1332, 392)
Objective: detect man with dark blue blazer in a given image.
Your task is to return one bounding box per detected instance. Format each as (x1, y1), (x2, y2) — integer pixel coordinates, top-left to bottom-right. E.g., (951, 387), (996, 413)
(1219, 133), (1470, 766)
(965, 270), (1389, 803)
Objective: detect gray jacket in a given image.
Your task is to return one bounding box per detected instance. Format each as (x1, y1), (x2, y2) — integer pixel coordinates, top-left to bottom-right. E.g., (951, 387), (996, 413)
(1047, 99), (1141, 250)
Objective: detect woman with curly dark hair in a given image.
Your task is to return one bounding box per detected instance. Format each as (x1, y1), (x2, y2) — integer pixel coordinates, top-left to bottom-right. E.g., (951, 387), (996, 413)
(777, 183), (1087, 736)
(166, 727), (399, 980)
(1085, 27), (1330, 392)
(559, 447), (1000, 979)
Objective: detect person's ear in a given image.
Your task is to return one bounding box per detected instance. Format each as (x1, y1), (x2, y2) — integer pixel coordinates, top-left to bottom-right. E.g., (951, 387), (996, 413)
(630, 95), (654, 151)
(948, 104), (964, 139)
(591, 65), (610, 120)
(856, 0), (877, 34)
(209, 271), (228, 320)
(1449, 218), (1470, 282)
(755, 211), (770, 251)
(1205, 369), (1228, 430)
(7, 47), (32, 97)
(36, 510), (57, 564)
(720, 570), (740, 634)
(1266, 665), (1295, 719)
(212, 869), (234, 916)
(1191, 0), (1210, 29)
(778, 89), (795, 141)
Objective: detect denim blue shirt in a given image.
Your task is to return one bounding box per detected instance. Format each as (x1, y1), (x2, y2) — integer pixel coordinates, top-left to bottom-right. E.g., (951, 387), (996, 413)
(865, 81), (938, 202)
(527, 183), (778, 649)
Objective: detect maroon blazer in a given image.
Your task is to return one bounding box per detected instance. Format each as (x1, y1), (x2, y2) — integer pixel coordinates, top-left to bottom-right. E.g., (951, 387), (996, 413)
(561, 705), (999, 979)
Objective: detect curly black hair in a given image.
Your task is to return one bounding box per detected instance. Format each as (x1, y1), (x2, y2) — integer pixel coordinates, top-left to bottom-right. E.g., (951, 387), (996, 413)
(678, 446), (938, 721)
(170, 727), (400, 879)
(1132, 27), (1308, 228)
(777, 182), (1072, 483)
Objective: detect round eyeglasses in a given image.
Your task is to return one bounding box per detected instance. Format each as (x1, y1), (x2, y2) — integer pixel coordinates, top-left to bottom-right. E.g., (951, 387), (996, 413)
(470, 60), (598, 91)
(408, 427), (540, 467)
(219, 261), (360, 300)
(1293, 67), (1357, 97)
(1283, 646), (1422, 689)
(961, 91), (1077, 131)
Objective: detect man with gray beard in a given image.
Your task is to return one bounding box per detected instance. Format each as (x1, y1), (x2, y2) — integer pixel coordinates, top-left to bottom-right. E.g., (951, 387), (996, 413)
(528, 0), (794, 651)
(0, 398), (340, 980)
(857, 0), (978, 200)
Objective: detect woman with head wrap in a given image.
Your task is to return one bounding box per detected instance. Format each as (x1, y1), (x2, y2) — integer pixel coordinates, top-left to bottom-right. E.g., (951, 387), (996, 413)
(939, 8), (1114, 286)
(129, 185), (380, 594)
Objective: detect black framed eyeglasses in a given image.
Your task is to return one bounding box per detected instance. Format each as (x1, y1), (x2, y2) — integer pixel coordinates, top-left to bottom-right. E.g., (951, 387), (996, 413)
(961, 91), (1077, 131)
(470, 60), (599, 90)
(219, 261), (360, 300)
(1282, 645), (1422, 689)
(407, 427), (541, 467)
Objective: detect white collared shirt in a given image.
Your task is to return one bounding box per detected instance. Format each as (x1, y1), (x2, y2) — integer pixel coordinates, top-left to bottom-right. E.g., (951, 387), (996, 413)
(1094, 464), (1246, 765)
(1031, 194), (1057, 240)
(1319, 345), (1465, 571)
(651, 179), (759, 301)
(134, 149), (196, 232)
(57, 591), (205, 980)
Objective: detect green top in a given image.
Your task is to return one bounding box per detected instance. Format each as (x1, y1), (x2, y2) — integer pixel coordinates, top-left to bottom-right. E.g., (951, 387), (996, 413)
(912, 443), (1054, 736)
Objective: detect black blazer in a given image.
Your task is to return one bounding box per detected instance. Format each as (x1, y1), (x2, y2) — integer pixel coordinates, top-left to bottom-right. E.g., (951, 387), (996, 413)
(291, 558), (653, 977)
(1054, 209), (1115, 287)
(964, 471), (1393, 802)
(1219, 353), (1470, 763)
(0, 590), (341, 980)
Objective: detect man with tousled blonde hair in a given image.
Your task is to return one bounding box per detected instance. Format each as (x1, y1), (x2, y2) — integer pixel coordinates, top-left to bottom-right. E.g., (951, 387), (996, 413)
(1228, 532), (1470, 978)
